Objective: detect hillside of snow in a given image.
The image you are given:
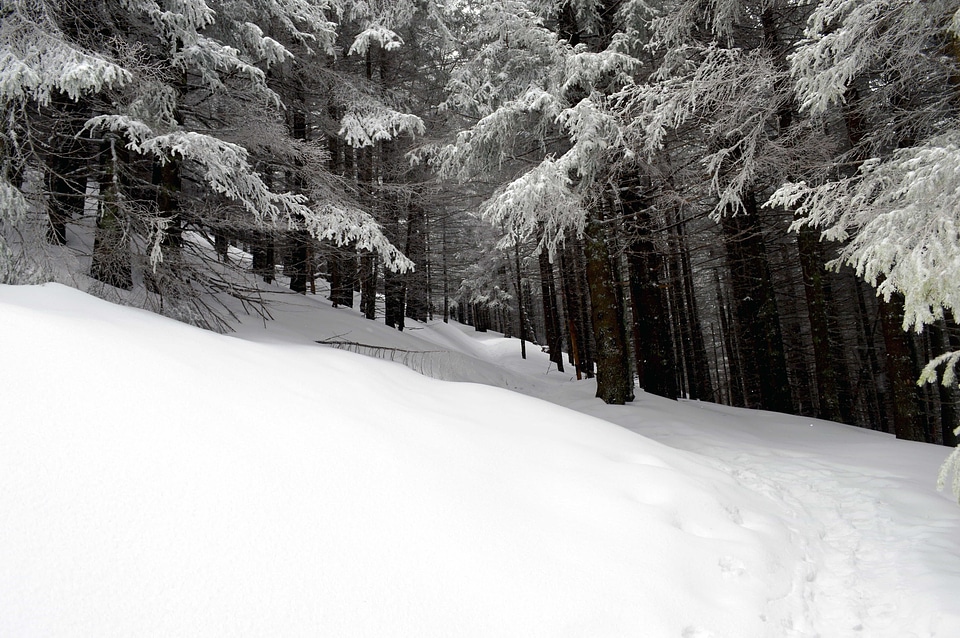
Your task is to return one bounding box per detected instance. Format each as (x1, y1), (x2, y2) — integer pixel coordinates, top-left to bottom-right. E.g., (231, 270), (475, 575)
(2, 283), (960, 637)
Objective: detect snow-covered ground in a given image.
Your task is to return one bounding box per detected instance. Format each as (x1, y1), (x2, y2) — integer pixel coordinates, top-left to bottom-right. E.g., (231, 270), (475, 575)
(2, 282), (960, 637)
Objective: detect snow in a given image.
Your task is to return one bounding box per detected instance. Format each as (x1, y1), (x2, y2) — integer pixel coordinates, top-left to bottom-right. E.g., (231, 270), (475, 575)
(2, 283), (960, 637)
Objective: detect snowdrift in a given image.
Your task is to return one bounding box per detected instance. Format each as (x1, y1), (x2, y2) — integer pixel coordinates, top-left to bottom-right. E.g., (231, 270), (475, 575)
(2, 283), (959, 637)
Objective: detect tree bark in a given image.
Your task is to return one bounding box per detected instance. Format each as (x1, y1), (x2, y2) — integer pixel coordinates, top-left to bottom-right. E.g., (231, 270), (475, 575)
(797, 226), (846, 422)
(91, 138), (131, 289)
(405, 200), (429, 322)
(537, 237), (564, 372)
(720, 194), (792, 413)
(674, 215), (714, 401)
(877, 293), (925, 441)
(584, 207), (634, 404)
(626, 202), (677, 399)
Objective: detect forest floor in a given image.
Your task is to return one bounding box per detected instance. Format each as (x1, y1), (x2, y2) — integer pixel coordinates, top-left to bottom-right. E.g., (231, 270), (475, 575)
(2, 279), (960, 637)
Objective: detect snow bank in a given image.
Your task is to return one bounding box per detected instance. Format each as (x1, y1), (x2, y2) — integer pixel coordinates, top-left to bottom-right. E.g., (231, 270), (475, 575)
(2, 283), (959, 637)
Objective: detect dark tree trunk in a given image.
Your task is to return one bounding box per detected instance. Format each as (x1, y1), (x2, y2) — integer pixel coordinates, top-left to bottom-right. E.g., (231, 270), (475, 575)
(288, 231), (310, 295)
(473, 302), (487, 332)
(574, 239), (597, 378)
(718, 273), (745, 407)
(721, 194), (792, 413)
(511, 233), (528, 358)
(537, 239), (564, 372)
(559, 245), (587, 379)
(939, 318), (960, 447)
(825, 271), (857, 424)
(405, 201), (428, 322)
(251, 233), (275, 283)
(797, 226), (846, 422)
(327, 242), (355, 306)
(285, 106), (317, 296)
(441, 218), (450, 323)
(853, 277), (887, 429)
(154, 158), (182, 251)
(383, 200), (406, 329)
(356, 142), (378, 319)
(673, 215), (714, 401)
(384, 268), (406, 329)
(359, 250), (377, 319)
(878, 293), (925, 441)
(626, 202), (677, 399)
(584, 206), (634, 404)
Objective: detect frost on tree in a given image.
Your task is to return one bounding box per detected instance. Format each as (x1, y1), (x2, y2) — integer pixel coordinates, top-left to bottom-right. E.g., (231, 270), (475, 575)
(1, 0), (413, 325)
(436, 0), (644, 403)
(768, 0), (960, 488)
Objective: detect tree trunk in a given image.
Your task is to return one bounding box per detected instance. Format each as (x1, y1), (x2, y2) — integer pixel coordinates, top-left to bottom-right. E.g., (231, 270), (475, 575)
(357, 143), (378, 319)
(721, 194), (792, 413)
(511, 232), (527, 358)
(878, 293), (925, 441)
(626, 203), (676, 399)
(797, 226), (846, 422)
(537, 238), (564, 372)
(718, 273), (745, 407)
(384, 199), (406, 329)
(288, 231), (310, 295)
(359, 250), (377, 319)
(674, 215), (714, 401)
(44, 92), (87, 245)
(852, 277), (887, 429)
(91, 138), (131, 289)
(584, 208), (634, 404)
(251, 232), (275, 283)
(442, 217), (450, 323)
(939, 317), (960, 447)
(559, 246), (585, 379)
(574, 239), (597, 378)
(405, 200), (429, 322)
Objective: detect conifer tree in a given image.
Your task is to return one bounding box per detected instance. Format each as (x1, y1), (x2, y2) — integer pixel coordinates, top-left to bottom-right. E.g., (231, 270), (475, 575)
(1, 0), (413, 326)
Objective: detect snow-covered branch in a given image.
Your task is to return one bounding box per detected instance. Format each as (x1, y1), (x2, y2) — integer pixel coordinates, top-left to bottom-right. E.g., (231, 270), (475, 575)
(771, 127), (960, 332)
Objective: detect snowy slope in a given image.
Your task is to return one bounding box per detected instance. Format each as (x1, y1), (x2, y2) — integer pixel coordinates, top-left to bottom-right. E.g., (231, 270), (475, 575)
(2, 283), (959, 637)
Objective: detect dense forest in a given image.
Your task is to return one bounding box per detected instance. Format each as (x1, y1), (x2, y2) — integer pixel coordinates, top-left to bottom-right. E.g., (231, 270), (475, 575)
(4, 0), (960, 448)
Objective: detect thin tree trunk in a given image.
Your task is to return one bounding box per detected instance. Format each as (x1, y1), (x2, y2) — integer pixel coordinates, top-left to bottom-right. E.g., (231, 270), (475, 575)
(357, 143), (378, 319)
(360, 250), (377, 319)
(721, 195), (792, 412)
(91, 138), (132, 289)
(718, 273), (745, 407)
(405, 200), (428, 322)
(512, 231), (527, 358)
(442, 217), (450, 323)
(675, 215), (714, 401)
(44, 92), (87, 245)
(560, 241), (590, 379)
(251, 232), (275, 283)
(797, 226), (845, 422)
(537, 238), (564, 371)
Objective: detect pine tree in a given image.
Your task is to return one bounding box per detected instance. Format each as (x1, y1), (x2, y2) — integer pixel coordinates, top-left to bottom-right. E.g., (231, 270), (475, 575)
(1, 0), (414, 327)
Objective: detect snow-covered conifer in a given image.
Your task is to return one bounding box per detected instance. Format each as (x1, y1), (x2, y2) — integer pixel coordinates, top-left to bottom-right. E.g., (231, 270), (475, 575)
(768, 0), (960, 480)
(1, 0), (415, 324)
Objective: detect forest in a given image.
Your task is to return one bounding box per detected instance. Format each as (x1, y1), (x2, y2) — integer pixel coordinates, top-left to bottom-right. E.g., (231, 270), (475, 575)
(4, 0), (960, 450)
